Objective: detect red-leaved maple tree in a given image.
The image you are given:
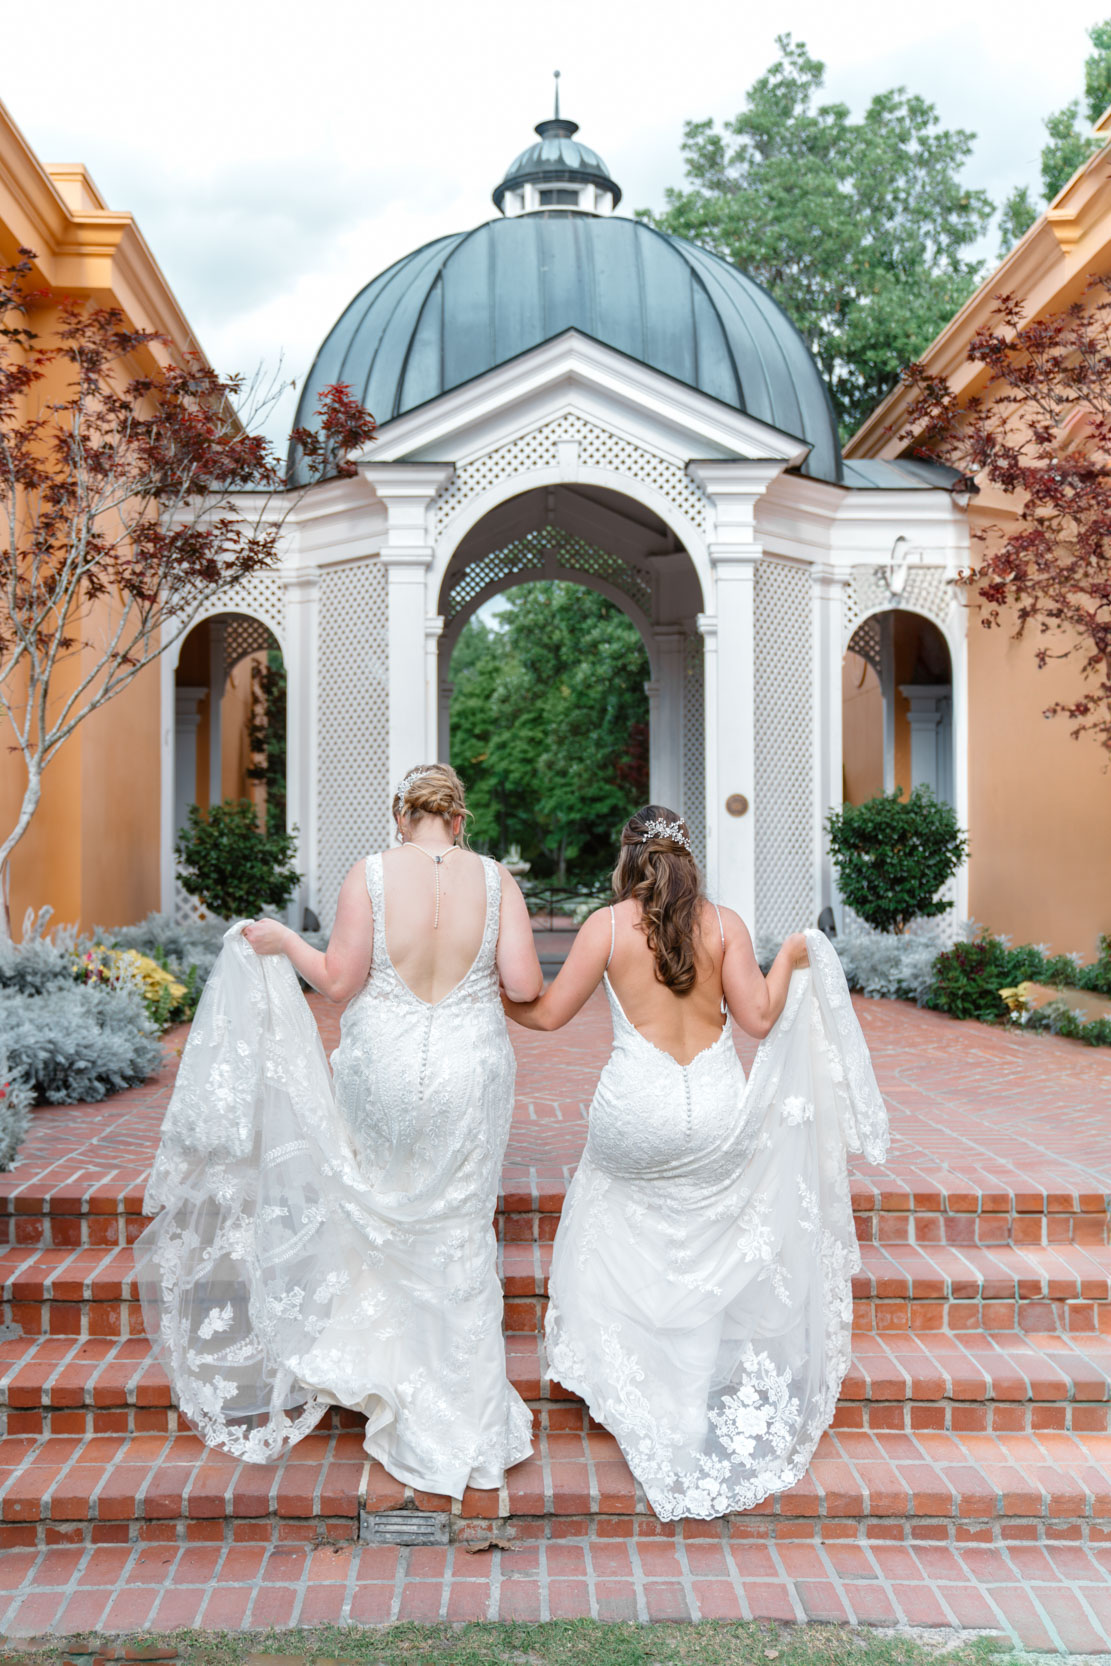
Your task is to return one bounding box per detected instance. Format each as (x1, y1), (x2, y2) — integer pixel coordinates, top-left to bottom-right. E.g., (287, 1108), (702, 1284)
(0, 250), (376, 939)
(900, 281), (1111, 755)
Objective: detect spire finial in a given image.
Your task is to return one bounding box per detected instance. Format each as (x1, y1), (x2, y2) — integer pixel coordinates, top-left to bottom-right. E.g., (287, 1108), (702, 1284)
(553, 69), (561, 121)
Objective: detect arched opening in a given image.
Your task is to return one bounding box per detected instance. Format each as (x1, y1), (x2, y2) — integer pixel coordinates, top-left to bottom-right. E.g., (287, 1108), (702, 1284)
(172, 612), (286, 922)
(436, 485), (707, 872)
(449, 580), (650, 883)
(842, 610), (953, 806)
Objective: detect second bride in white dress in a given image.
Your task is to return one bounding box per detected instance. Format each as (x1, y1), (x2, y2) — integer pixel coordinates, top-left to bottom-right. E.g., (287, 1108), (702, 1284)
(503, 805), (888, 1522)
(136, 763), (541, 1498)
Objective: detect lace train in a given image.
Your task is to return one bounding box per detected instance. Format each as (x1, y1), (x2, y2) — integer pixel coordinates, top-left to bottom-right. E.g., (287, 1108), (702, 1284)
(544, 928), (888, 1521)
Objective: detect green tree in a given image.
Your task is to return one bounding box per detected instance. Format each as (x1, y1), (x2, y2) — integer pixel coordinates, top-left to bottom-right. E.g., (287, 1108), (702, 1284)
(999, 19), (1111, 251)
(825, 787), (969, 935)
(642, 36), (993, 437)
(449, 585), (650, 881)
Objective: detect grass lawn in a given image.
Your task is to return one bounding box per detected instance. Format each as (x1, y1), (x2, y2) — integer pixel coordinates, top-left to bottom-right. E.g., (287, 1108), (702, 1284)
(0, 1621), (1020, 1666)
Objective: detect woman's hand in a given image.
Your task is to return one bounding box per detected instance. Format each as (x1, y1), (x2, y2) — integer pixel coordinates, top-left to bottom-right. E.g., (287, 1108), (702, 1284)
(782, 931), (810, 970)
(242, 918), (289, 956)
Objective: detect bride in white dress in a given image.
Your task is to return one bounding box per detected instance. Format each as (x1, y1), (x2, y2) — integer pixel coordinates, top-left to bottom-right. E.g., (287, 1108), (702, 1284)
(502, 804), (888, 1522)
(136, 763), (541, 1497)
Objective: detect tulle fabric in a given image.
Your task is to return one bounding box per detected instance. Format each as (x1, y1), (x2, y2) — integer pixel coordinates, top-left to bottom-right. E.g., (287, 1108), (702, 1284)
(136, 853), (533, 1494)
(544, 927), (888, 1521)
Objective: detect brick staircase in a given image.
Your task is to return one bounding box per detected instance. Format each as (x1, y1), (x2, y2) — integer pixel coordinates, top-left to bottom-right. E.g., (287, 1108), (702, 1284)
(2, 1173), (1109, 1551)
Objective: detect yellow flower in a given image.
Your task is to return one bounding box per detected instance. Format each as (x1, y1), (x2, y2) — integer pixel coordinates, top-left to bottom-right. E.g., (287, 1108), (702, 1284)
(998, 981), (1034, 1016)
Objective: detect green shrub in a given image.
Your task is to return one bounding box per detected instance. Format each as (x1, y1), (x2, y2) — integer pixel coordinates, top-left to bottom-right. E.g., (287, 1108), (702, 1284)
(826, 787), (969, 934)
(175, 798), (301, 921)
(926, 931), (1111, 1043)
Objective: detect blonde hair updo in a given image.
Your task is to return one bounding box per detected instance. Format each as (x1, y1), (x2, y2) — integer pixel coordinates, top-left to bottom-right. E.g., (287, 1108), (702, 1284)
(392, 763), (472, 845)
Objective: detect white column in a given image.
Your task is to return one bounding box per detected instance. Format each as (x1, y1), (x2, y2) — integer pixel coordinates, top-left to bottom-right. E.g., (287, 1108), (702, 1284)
(811, 565), (850, 920)
(283, 570), (321, 921)
(207, 617), (226, 806)
(689, 461), (789, 921)
(438, 676), (454, 761)
(650, 626), (685, 812)
(425, 616), (445, 760)
(363, 463), (455, 792)
(173, 688), (206, 837)
(899, 684), (952, 800)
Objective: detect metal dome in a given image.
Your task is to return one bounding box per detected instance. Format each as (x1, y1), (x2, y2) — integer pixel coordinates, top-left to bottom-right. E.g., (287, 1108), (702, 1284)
(492, 117), (622, 213)
(291, 214), (843, 483)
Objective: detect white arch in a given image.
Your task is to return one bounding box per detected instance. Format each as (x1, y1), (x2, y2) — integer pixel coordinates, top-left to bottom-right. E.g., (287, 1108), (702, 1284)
(160, 603), (290, 915)
(439, 566), (659, 673)
(430, 466), (711, 616)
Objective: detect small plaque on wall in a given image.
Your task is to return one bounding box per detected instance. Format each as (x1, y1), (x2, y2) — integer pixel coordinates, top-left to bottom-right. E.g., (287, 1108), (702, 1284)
(725, 793), (749, 817)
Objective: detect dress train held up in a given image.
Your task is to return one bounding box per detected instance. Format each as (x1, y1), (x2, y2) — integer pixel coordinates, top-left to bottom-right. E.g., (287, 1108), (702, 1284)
(135, 854), (533, 1497)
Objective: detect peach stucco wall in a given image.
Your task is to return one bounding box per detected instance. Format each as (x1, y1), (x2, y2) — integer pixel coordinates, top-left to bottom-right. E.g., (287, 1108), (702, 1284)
(965, 600), (1111, 960)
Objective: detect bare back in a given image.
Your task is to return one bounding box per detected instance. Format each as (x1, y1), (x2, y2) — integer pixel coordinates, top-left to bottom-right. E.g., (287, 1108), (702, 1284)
(607, 897), (728, 1068)
(380, 845), (489, 1006)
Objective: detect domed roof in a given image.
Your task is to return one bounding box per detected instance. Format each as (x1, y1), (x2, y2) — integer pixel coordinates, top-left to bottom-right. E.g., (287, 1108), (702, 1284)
(493, 116), (621, 212)
(292, 216), (842, 484)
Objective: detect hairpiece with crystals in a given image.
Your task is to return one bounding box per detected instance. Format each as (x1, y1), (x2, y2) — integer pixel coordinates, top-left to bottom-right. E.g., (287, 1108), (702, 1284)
(396, 767), (435, 803)
(640, 818), (692, 854)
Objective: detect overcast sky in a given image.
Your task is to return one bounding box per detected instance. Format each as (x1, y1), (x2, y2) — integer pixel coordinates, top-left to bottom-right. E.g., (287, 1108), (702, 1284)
(2, 0), (1102, 434)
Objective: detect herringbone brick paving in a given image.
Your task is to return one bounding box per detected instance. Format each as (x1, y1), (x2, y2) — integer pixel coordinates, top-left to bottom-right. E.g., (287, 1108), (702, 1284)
(1, 983), (1109, 1648)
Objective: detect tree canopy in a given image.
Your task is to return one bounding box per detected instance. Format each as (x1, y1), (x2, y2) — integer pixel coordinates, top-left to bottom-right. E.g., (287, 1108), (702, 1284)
(999, 19), (1111, 252)
(449, 583), (650, 881)
(641, 36), (993, 438)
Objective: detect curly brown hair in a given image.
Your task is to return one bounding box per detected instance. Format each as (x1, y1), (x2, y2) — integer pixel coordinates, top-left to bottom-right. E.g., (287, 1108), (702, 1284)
(612, 805), (704, 995)
(392, 763), (473, 846)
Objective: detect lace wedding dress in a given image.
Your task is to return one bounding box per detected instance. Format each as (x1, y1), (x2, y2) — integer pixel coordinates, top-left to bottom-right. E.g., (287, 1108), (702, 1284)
(544, 926), (888, 1522)
(135, 853), (533, 1497)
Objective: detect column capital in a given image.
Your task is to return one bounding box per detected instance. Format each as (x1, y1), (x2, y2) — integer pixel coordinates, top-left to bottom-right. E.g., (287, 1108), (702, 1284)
(425, 614), (445, 642)
(810, 561), (853, 592)
(359, 461), (456, 499)
(686, 460), (791, 499)
(696, 613), (718, 642)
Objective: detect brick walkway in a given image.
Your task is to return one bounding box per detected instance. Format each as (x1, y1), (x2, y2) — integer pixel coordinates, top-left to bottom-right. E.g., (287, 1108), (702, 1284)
(1, 989), (1109, 1651)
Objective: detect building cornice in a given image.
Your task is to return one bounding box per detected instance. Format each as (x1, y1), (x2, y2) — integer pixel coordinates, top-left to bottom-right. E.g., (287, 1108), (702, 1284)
(0, 96), (205, 365)
(847, 118), (1111, 461)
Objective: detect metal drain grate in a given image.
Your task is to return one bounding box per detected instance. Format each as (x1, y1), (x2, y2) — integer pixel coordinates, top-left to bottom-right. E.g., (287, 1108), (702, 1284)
(359, 1508), (451, 1546)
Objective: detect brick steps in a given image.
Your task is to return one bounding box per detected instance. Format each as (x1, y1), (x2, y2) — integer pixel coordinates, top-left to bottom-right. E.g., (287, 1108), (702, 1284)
(2, 1421), (1108, 1551)
(499, 1180), (1111, 1248)
(5, 1237), (1110, 1342)
(5, 1327), (1110, 1443)
(5, 1175), (1109, 1251)
(500, 1239), (1111, 1336)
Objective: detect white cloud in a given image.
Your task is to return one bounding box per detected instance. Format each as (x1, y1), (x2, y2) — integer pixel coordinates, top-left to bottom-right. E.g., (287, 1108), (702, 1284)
(3, 0), (1099, 441)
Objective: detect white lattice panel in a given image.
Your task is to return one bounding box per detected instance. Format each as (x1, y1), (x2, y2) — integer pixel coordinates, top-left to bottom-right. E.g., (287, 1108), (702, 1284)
(846, 615), (882, 677)
(186, 568), (287, 647)
(317, 559), (390, 927)
(432, 413), (707, 537)
(445, 527), (651, 621)
(681, 632), (706, 875)
(754, 560), (814, 941)
(842, 564), (951, 650)
(223, 612), (277, 675)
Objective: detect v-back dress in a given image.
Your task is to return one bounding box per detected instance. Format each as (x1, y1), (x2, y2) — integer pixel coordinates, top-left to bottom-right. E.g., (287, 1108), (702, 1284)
(136, 851), (533, 1498)
(544, 919), (887, 1521)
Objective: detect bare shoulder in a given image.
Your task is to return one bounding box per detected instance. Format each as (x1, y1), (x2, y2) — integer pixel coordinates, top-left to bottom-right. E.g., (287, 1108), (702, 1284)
(578, 904), (615, 943)
(714, 904), (752, 946)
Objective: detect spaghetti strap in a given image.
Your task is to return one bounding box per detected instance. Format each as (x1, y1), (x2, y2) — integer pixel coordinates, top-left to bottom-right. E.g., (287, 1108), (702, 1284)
(607, 906), (616, 969)
(712, 903), (727, 1017)
(712, 904), (725, 948)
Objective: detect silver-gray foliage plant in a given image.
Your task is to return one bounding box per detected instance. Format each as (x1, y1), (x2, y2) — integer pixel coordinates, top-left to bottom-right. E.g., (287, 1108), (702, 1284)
(0, 1047), (33, 1170)
(0, 984), (162, 1105)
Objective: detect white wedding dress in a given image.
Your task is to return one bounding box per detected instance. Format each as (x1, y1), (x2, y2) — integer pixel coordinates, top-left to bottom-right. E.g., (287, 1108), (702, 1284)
(544, 925), (888, 1521)
(135, 852), (533, 1497)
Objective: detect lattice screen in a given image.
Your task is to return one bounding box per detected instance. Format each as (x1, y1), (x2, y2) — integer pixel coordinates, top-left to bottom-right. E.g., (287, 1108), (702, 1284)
(681, 632), (706, 876)
(754, 560), (814, 941)
(842, 564), (951, 649)
(432, 412), (707, 537)
(317, 559), (390, 927)
(223, 613), (277, 675)
(846, 615), (882, 677)
(186, 569), (287, 647)
(445, 527), (651, 621)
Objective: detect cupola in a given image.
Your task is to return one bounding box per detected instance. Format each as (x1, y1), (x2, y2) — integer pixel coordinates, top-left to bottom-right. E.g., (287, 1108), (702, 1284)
(493, 73), (622, 218)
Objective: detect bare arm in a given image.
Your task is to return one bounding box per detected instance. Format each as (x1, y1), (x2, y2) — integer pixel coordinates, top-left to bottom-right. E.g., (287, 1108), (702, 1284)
(502, 907), (611, 1031)
(242, 859), (373, 1003)
(721, 911), (808, 1040)
(496, 865), (544, 1002)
